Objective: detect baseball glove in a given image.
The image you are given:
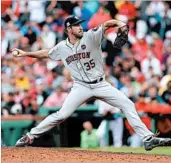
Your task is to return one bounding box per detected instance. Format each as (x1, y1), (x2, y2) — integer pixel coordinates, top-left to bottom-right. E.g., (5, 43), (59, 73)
(113, 25), (129, 49)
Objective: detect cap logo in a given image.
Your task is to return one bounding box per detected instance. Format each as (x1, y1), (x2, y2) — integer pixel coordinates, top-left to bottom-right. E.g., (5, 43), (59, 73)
(67, 22), (70, 26)
(75, 16), (79, 20)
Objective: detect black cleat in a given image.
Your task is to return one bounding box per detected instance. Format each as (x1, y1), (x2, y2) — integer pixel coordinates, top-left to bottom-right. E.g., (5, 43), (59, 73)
(15, 135), (33, 147)
(144, 136), (171, 151)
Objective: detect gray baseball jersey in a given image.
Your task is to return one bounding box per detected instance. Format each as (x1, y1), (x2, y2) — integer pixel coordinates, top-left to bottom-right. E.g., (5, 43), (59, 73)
(26, 25), (153, 143)
(48, 25), (105, 82)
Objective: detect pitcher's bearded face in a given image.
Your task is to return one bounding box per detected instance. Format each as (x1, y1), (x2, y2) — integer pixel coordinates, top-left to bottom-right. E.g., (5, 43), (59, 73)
(70, 24), (83, 38)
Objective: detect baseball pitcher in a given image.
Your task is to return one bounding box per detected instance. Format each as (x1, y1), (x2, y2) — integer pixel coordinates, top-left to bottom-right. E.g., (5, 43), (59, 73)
(13, 15), (171, 150)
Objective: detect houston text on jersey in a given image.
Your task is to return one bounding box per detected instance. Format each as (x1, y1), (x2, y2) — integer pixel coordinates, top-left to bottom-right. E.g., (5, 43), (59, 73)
(66, 52), (90, 65)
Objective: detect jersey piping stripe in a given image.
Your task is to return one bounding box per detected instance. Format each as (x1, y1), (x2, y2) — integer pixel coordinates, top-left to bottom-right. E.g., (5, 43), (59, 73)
(65, 40), (72, 51)
(75, 60), (86, 83)
(75, 41), (92, 84)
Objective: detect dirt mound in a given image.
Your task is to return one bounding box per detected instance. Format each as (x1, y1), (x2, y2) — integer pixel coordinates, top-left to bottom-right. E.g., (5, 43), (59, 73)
(2, 147), (171, 163)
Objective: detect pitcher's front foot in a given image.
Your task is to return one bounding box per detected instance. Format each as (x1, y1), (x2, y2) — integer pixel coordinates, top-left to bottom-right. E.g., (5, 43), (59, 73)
(144, 136), (171, 151)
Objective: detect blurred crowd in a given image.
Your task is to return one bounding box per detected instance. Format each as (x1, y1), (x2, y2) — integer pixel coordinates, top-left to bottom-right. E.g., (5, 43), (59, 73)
(1, 0), (171, 119)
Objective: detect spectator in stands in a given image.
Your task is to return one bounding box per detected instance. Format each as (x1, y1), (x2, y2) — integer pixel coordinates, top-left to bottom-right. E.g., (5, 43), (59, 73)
(5, 21), (20, 49)
(1, 0), (12, 16)
(112, 62), (122, 84)
(73, 1), (92, 30)
(29, 99), (39, 115)
(165, 56), (171, 75)
(105, 66), (118, 88)
(136, 20), (148, 41)
(19, 90), (31, 114)
(2, 30), (9, 57)
(122, 48), (141, 71)
(45, 1), (58, 16)
(80, 121), (99, 148)
(130, 67), (141, 81)
(35, 78), (49, 106)
(117, 1), (137, 20)
(14, 88), (24, 103)
(122, 58), (132, 74)
(10, 103), (23, 115)
(145, 1), (164, 34)
(120, 74), (136, 102)
(141, 50), (162, 80)
(20, 21), (40, 37)
(1, 70), (14, 94)
(88, 5), (111, 30)
(18, 4), (30, 26)
(100, 1), (118, 19)
(146, 85), (164, 104)
(83, 1), (99, 16)
(160, 68), (171, 96)
(18, 36), (30, 51)
(159, 57), (171, 96)
(159, 2), (171, 38)
(47, 67), (63, 89)
(33, 60), (48, 78)
(151, 33), (164, 62)
(43, 15), (56, 31)
(27, 1), (46, 24)
(31, 36), (44, 51)
(96, 101), (123, 147)
(15, 69), (30, 90)
(148, 75), (161, 89)
(162, 46), (171, 75)
(132, 34), (150, 62)
(43, 86), (68, 108)
(146, 1), (165, 18)
(2, 92), (15, 116)
(41, 24), (56, 49)
(164, 30), (171, 47)
(162, 80), (171, 105)
(24, 27), (37, 45)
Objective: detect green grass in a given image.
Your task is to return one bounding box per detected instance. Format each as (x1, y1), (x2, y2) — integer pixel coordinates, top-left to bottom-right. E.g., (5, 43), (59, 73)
(79, 147), (171, 155)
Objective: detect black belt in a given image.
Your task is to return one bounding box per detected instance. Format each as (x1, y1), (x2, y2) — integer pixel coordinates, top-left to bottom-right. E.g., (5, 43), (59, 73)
(83, 77), (103, 84)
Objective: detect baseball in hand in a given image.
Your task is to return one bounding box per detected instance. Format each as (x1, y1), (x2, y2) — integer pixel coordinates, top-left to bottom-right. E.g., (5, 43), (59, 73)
(12, 50), (19, 56)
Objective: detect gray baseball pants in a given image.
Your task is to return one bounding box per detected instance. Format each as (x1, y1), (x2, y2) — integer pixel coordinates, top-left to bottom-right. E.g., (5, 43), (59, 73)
(29, 80), (153, 140)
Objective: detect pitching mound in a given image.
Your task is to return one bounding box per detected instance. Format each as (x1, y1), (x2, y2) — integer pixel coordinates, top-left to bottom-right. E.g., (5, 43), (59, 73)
(2, 147), (171, 163)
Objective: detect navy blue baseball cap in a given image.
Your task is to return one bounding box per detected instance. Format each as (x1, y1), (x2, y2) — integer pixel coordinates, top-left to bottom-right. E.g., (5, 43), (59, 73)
(64, 15), (85, 28)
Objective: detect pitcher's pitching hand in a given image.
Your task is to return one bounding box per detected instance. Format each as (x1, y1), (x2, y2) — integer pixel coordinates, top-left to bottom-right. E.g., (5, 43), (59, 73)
(12, 48), (27, 57)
